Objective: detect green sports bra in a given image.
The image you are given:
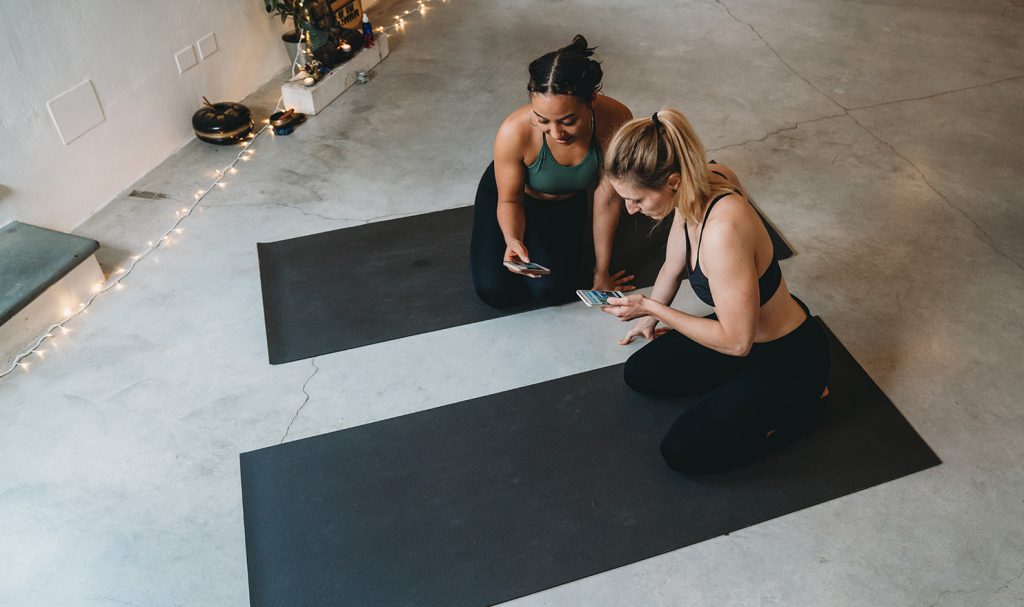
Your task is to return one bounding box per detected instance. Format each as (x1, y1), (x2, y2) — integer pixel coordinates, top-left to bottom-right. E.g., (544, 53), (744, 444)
(525, 111), (601, 195)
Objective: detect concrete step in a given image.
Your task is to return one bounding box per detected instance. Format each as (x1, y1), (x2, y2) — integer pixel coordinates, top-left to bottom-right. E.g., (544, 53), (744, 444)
(1, 222), (103, 367)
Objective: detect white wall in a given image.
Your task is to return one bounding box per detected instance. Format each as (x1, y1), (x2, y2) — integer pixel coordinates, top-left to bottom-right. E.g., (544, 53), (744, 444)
(0, 0), (292, 232)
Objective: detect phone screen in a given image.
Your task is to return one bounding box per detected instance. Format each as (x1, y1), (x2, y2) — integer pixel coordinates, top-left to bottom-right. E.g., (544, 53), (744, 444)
(577, 290), (623, 306)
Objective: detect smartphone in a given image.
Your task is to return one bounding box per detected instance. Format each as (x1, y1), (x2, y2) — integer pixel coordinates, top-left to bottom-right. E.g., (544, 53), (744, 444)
(576, 290), (624, 307)
(503, 260), (551, 275)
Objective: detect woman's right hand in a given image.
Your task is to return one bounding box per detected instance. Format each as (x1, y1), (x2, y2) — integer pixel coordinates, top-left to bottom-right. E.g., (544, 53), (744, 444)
(503, 240), (541, 278)
(618, 316), (670, 345)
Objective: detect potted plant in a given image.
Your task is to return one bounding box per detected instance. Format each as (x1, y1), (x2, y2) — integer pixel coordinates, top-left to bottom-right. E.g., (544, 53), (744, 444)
(266, 0), (336, 66)
(265, 1), (303, 60)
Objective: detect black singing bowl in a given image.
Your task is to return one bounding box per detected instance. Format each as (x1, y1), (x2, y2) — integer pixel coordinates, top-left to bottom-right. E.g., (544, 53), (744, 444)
(192, 101), (254, 145)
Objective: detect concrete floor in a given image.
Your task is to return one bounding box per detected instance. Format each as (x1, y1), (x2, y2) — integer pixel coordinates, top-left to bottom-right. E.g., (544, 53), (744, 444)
(2, 0), (1024, 605)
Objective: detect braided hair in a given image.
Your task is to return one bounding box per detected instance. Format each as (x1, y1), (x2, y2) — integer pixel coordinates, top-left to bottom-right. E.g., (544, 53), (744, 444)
(527, 35), (603, 102)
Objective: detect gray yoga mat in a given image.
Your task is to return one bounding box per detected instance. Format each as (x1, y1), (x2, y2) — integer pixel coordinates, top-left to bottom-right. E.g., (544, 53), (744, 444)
(240, 319), (940, 607)
(257, 205), (792, 364)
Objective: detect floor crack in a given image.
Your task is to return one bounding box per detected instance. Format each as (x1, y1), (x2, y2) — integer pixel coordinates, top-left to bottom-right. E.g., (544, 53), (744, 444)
(213, 201), (356, 222)
(712, 0), (847, 112)
(848, 74), (1024, 112)
(713, 0), (1024, 273)
(85, 597), (144, 607)
(847, 113), (1024, 273)
(927, 559), (1024, 606)
(280, 357), (320, 444)
(709, 112), (847, 154)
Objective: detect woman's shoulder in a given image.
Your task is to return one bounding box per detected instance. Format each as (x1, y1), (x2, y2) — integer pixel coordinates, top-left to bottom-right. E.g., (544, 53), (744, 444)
(495, 104), (535, 150)
(594, 95), (632, 140)
(702, 192), (760, 247)
(596, 95), (631, 122)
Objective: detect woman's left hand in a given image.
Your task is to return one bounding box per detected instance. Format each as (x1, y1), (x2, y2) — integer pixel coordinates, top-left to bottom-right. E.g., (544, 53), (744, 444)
(601, 293), (649, 321)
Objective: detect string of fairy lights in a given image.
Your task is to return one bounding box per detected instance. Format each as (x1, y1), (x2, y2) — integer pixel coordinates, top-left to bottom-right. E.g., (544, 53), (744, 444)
(0, 125), (271, 379)
(376, 0), (447, 34)
(0, 0), (451, 380)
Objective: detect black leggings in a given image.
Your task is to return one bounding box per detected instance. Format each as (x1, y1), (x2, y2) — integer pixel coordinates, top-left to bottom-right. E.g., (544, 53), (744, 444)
(625, 300), (830, 474)
(470, 163), (590, 309)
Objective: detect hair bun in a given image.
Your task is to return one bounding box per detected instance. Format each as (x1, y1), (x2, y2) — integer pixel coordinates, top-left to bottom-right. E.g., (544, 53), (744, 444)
(560, 34), (595, 58)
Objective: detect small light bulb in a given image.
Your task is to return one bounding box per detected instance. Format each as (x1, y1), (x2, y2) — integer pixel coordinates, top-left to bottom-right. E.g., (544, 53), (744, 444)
(115, 283), (125, 290)
(63, 309), (72, 317)
(217, 183), (226, 188)
(229, 167), (238, 175)
(175, 228), (183, 234)
(115, 268), (125, 274)
(60, 326), (71, 334)
(36, 350), (45, 358)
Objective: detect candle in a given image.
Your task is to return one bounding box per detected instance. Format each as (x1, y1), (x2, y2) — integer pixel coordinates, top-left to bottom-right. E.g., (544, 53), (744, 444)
(340, 41), (352, 52)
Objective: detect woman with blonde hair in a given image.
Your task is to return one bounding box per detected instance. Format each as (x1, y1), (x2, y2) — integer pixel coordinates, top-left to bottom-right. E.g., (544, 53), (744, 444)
(600, 109), (830, 474)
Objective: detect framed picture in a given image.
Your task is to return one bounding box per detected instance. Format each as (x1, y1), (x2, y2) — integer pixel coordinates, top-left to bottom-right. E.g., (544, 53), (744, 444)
(330, 0), (364, 30)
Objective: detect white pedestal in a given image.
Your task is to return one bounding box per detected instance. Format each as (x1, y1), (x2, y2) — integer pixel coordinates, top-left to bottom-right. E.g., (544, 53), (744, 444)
(0, 254), (104, 368)
(281, 34), (390, 115)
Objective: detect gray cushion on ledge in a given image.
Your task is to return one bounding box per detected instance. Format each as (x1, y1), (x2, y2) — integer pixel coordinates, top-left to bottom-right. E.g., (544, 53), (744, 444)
(0, 222), (99, 325)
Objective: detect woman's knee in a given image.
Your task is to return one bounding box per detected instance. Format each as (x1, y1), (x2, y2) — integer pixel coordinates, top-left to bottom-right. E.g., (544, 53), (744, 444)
(659, 421), (713, 473)
(660, 430), (740, 474)
(529, 279), (576, 307)
(474, 282), (526, 309)
(623, 346), (704, 397)
(623, 352), (659, 394)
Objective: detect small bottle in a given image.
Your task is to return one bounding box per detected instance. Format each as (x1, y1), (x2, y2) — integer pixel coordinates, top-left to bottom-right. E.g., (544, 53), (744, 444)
(361, 13), (375, 47)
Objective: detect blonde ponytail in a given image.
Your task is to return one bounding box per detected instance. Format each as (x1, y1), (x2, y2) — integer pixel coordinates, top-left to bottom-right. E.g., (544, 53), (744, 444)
(604, 109), (733, 225)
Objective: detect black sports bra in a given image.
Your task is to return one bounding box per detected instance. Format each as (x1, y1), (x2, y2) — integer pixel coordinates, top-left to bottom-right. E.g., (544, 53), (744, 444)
(684, 172), (782, 308)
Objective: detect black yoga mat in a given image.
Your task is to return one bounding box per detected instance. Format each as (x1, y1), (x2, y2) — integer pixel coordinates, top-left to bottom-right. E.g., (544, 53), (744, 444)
(258, 205), (792, 363)
(240, 319), (940, 607)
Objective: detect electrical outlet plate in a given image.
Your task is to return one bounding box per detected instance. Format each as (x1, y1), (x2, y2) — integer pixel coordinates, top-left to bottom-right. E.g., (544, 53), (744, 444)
(197, 33), (218, 60)
(175, 45), (198, 74)
(46, 80), (105, 145)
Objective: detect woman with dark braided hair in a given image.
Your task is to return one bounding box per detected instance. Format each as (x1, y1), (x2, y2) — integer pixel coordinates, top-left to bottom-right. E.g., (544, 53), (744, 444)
(470, 35), (633, 308)
(600, 109), (830, 474)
